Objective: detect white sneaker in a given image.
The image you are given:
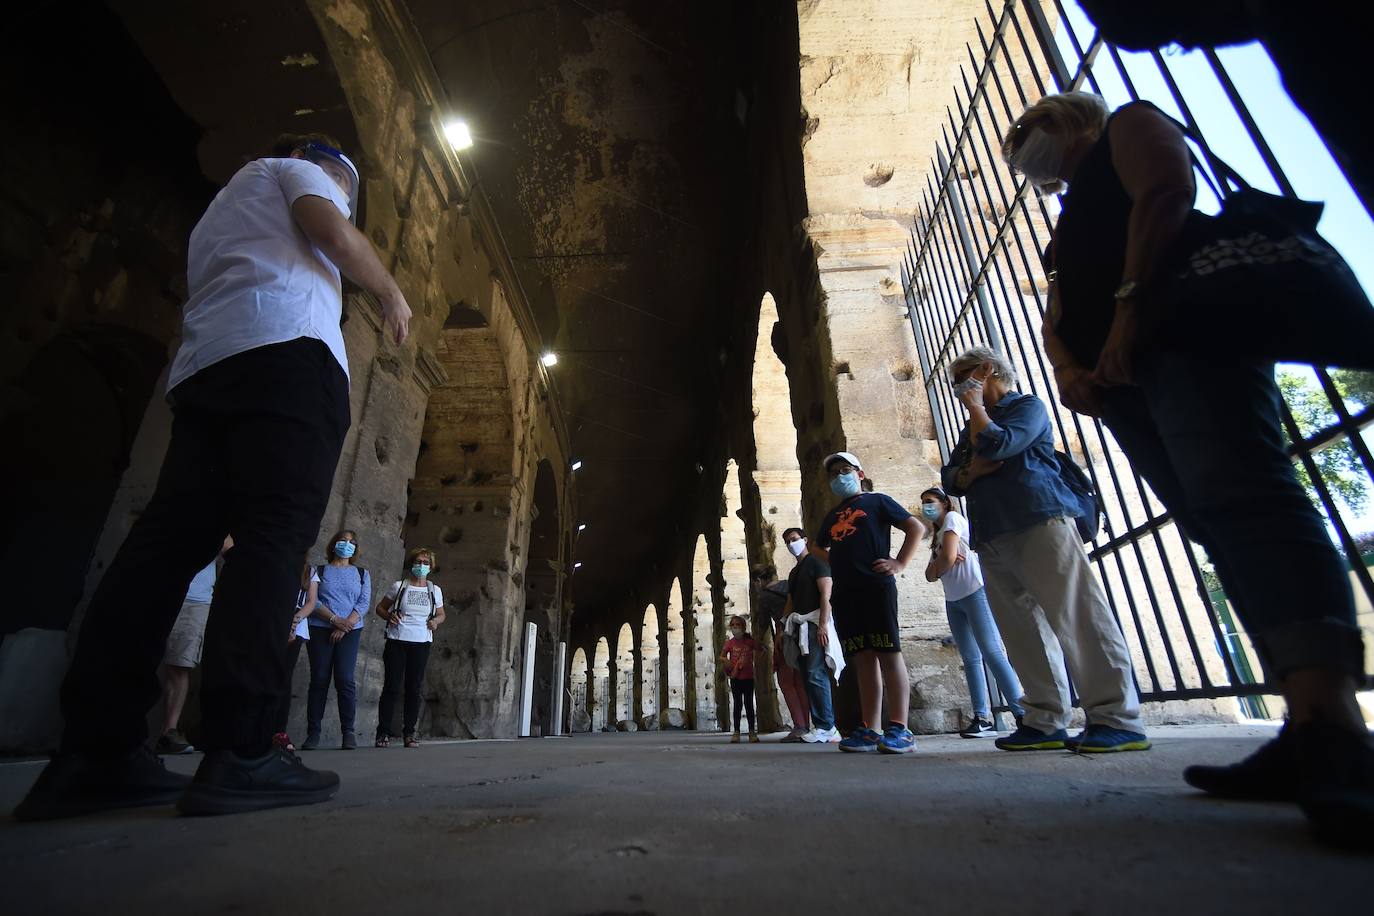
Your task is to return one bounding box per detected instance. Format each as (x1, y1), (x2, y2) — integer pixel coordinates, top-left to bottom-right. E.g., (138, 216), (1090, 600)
(802, 727), (840, 744)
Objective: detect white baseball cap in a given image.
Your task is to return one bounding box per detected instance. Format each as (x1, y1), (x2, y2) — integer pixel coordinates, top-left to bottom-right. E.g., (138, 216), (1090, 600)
(822, 451), (862, 472)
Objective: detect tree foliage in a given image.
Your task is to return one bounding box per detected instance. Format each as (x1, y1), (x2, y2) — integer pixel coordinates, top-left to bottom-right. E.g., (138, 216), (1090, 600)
(1275, 368), (1372, 515)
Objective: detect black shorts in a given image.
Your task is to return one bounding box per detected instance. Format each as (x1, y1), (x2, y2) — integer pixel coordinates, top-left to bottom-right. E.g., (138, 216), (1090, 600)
(832, 577), (901, 656)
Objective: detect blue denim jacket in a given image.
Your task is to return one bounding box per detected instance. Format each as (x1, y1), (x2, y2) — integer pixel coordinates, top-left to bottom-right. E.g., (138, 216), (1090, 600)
(940, 391), (1081, 547)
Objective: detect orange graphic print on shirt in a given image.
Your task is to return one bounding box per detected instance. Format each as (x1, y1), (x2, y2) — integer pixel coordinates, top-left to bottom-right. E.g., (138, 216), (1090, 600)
(829, 506), (868, 542)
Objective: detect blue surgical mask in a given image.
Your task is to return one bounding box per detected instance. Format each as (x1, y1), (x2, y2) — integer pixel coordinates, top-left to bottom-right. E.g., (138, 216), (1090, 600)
(334, 540), (356, 558)
(921, 504), (941, 521)
(830, 472), (861, 498)
(411, 563), (430, 579)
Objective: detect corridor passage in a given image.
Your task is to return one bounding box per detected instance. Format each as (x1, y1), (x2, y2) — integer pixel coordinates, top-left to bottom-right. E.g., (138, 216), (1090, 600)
(2, 725), (1365, 914)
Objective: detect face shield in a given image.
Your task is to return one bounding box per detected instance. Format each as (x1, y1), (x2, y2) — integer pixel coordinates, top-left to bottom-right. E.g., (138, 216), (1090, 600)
(302, 141), (360, 222)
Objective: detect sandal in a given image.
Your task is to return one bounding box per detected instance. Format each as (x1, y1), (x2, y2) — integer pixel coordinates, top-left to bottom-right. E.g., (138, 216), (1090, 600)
(404, 737), (420, 748)
(375, 736), (390, 748)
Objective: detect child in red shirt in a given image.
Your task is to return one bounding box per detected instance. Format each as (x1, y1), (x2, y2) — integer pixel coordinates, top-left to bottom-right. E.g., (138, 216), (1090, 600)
(721, 614), (759, 743)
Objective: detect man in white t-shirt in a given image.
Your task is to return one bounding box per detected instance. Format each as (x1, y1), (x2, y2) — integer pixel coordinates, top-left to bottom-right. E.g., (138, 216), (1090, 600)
(18, 133), (411, 822)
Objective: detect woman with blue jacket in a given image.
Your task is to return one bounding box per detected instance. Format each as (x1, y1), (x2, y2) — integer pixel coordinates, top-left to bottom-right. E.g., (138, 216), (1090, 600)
(941, 346), (1147, 754)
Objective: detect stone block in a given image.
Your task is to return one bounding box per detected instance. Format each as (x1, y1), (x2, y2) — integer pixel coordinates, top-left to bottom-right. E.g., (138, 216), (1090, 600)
(638, 714), (660, 731)
(615, 719), (638, 732)
(571, 708), (592, 733)
(658, 707), (687, 730)
(0, 629), (67, 754)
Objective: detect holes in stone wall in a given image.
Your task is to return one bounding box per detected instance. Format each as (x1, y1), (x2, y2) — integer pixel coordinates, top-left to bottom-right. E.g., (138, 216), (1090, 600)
(440, 526), (463, 544)
(374, 436), (391, 466)
(832, 360), (853, 380)
(889, 360), (914, 382)
(863, 163), (895, 187)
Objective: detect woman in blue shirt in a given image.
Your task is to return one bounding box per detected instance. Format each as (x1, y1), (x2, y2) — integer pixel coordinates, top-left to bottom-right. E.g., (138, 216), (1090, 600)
(302, 529), (371, 750)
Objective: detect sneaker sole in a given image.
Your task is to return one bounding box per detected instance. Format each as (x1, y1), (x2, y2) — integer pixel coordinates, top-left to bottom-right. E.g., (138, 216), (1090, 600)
(1075, 740), (1152, 753)
(838, 743), (879, 753)
(14, 786), (187, 822)
(995, 740), (1067, 751)
(176, 781), (339, 816)
(878, 743), (915, 754)
(960, 731), (998, 739)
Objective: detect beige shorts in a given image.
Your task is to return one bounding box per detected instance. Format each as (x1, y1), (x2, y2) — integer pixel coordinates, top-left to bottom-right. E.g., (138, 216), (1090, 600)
(163, 600), (211, 668)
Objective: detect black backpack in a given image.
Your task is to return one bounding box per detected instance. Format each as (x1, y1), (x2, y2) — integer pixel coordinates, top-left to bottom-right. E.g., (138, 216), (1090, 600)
(1055, 451), (1104, 543)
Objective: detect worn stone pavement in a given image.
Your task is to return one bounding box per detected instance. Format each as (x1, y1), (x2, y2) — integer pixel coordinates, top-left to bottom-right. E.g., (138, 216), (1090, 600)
(1, 725), (1368, 915)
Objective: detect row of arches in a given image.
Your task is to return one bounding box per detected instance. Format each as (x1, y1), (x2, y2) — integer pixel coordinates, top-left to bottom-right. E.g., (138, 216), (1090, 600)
(566, 291), (809, 734)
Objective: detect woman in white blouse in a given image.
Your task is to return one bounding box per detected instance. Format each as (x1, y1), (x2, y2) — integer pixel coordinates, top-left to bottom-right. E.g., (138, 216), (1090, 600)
(373, 547), (446, 748)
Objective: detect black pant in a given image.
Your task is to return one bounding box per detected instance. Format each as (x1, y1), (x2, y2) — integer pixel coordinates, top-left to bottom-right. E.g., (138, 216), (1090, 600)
(730, 677), (756, 732)
(61, 338), (350, 756)
(377, 638), (432, 739)
(273, 636), (306, 734)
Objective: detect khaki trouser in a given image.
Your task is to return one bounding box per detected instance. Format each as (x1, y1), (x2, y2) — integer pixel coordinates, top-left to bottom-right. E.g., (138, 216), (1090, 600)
(978, 517), (1144, 734)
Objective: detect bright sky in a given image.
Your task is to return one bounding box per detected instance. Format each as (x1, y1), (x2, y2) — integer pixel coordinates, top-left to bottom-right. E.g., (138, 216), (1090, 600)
(1051, 2), (1374, 539)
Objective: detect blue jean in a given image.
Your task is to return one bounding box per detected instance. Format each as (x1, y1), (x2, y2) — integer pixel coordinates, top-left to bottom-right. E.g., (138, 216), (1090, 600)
(800, 624), (835, 731)
(1100, 353), (1362, 678)
(946, 588), (1025, 718)
(305, 627), (361, 735)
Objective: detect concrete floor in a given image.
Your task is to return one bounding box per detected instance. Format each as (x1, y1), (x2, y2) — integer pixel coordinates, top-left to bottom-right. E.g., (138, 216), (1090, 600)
(1, 725), (1367, 914)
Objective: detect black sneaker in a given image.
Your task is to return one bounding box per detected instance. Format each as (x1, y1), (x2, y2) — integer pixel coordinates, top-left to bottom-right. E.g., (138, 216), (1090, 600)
(341, 731), (357, 750)
(959, 716), (997, 739)
(299, 732), (320, 751)
(155, 729), (195, 755)
(13, 745), (191, 822)
(177, 746), (340, 816)
(1183, 725), (1299, 801)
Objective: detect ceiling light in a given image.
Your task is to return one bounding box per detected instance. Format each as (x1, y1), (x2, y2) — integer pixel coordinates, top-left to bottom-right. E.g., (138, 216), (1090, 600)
(443, 120), (473, 151)
(573, 562), (583, 570)
(571, 459), (583, 471)
(540, 351), (559, 367)
(577, 523), (587, 532)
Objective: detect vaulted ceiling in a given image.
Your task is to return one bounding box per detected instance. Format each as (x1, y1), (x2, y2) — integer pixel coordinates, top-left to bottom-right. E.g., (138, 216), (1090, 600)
(408, 1), (758, 610)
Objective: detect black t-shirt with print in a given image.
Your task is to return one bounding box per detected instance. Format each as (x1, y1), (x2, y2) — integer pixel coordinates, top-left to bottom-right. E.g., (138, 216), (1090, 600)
(787, 555), (831, 617)
(815, 492), (913, 593)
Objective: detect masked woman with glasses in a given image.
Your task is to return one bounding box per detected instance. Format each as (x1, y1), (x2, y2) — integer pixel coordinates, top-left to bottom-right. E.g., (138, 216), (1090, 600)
(302, 529), (370, 750)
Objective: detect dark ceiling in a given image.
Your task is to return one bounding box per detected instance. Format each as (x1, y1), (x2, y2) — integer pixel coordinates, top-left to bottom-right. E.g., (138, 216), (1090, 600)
(408, 1), (755, 612)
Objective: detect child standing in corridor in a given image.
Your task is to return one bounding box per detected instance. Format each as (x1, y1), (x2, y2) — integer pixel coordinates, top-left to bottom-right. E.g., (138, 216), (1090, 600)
(815, 451), (926, 754)
(721, 615), (759, 743)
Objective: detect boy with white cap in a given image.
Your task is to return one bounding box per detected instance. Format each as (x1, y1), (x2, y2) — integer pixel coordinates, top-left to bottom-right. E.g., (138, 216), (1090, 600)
(813, 451), (926, 753)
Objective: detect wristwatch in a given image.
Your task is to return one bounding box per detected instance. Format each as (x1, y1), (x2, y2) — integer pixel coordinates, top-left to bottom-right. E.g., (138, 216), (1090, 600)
(1114, 279), (1141, 301)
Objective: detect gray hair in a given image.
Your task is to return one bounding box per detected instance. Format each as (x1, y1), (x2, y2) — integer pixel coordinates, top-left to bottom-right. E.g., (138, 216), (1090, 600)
(948, 346), (1018, 387)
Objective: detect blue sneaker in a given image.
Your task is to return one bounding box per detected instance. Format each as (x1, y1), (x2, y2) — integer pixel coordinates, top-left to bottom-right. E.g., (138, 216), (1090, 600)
(838, 727), (881, 753)
(879, 724), (916, 754)
(994, 724), (1069, 751)
(1072, 725), (1151, 753)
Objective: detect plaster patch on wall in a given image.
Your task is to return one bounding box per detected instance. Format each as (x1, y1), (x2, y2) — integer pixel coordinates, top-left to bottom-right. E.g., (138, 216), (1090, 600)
(281, 53), (319, 68)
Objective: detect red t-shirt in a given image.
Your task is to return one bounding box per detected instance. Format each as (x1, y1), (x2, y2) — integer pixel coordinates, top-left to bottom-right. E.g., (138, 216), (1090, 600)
(723, 636), (757, 680)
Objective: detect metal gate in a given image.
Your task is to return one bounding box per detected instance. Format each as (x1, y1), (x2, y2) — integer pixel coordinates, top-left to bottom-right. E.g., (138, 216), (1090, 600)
(902, 0), (1374, 708)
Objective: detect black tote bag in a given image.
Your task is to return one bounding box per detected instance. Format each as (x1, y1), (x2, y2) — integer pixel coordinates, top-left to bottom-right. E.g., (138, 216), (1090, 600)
(1149, 124), (1374, 370)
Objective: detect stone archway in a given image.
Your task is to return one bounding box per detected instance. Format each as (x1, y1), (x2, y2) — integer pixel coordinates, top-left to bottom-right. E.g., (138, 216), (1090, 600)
(614, 622), (635, 728)
(569, 647), (590, 733)
(751, 293), (805, 578)
(639, 606), (660, 724)
(665, 580), (687, 715)
(591, 637), (610, 732)
(689, 533), (718, 730)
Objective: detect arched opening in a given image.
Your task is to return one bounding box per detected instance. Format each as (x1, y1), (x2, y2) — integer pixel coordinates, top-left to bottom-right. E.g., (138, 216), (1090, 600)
(751, 292), (804, 578)
(521, 459), (561, 736)
(720, 460), (757, 727)
(665, 580), (687, 714)
(404, 302), (519, 738)
(614, 622), (635, 727)
(690, 533), (718, 729)
(639, 606), (660, 722)
(592, 637), (610, 732)
(569, 647), (590, 732)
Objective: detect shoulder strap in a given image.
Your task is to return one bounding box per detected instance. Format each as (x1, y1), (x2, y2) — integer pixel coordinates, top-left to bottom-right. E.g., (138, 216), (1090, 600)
(357, 566), (366, 585)
(317, 564), (325, 581)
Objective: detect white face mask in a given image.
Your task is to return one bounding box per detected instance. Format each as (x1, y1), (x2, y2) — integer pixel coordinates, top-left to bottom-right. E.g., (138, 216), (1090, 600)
(786, 538), (807, 558)
(1010, 128), (1068, 194)
(730, 627), (744, 639)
